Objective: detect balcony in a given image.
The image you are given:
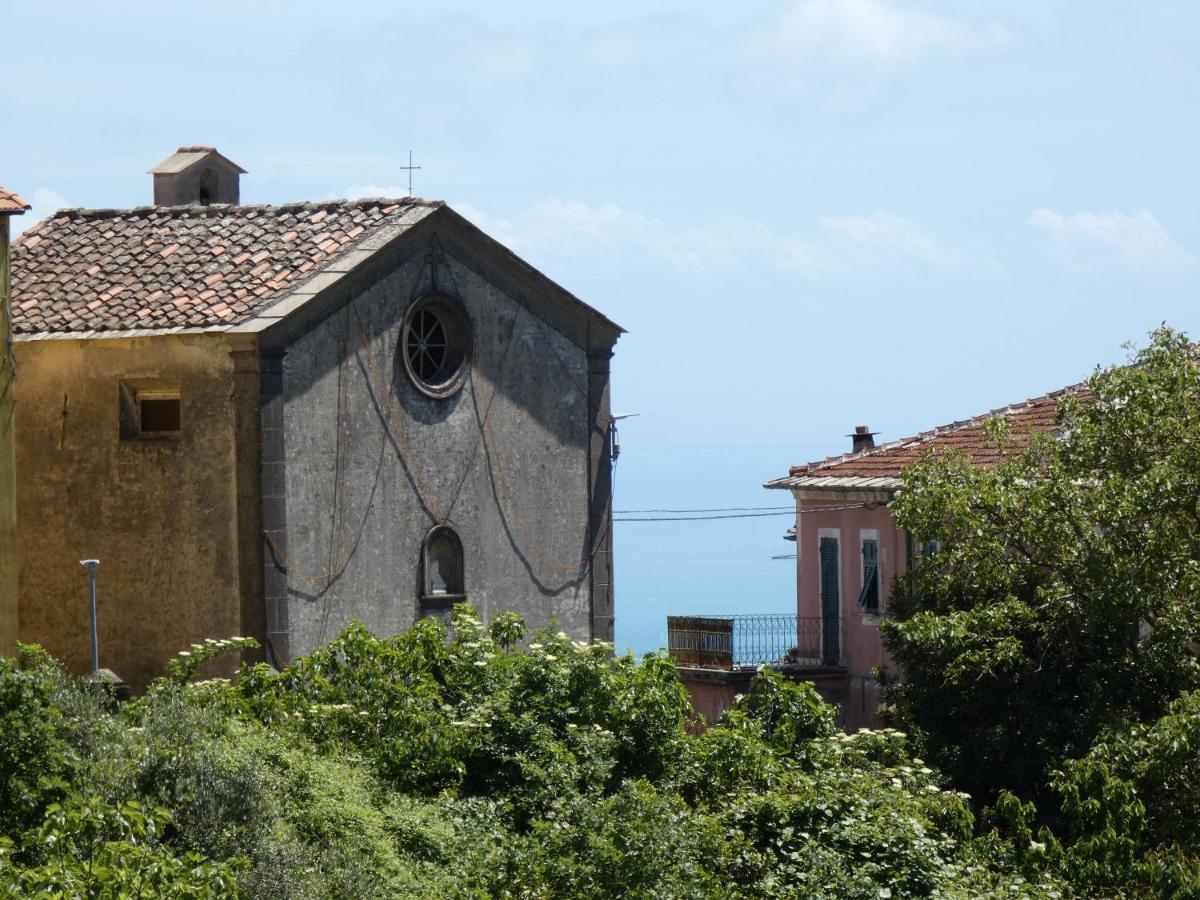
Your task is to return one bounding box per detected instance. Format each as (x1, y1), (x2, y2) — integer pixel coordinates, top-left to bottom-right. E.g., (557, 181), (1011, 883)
(666, 614), (840, 670)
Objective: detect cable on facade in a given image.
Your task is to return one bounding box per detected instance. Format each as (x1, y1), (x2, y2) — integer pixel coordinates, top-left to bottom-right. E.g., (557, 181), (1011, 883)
(266, 237), (624, 592)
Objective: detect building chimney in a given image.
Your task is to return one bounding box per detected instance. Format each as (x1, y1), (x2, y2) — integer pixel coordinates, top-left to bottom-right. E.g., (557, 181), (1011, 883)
(147, 146), (246, 206)
(849, 425), (877, 453)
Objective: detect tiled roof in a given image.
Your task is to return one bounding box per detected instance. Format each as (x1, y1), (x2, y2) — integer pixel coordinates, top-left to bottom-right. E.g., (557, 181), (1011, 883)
(10, 199), (438, 334)
(767, 383), (1090, 490)
(0, 186), (30, 214)
(149, 146), (246, 175)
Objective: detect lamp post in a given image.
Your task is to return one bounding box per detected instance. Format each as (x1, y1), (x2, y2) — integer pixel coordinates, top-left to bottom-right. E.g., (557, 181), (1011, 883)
(80, 559), (99, 673)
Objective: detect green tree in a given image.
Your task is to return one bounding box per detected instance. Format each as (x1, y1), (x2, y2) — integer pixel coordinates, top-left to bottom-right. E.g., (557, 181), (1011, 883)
(1, 608), (1071, 897)
(884, 327), (1200, 810)
(1049, 689), (1200, 896)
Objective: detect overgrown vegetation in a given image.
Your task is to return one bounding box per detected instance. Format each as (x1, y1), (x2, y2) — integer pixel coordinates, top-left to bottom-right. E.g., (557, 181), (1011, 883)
(885, 326), (1200, 897)
(7, 329), (1199, 896)
(0, 611), (1064, 897)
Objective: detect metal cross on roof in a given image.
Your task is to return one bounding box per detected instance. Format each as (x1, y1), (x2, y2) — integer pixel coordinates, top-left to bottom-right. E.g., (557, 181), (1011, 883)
(400, 150), (421, 197)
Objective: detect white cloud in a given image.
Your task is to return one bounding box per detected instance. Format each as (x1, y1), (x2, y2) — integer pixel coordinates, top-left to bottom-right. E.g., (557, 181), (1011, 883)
(1029, 209), (1196, 275)
(587, 30), (644, 68)
(747, 0), (1014, 73)
(343, 184), (413, 200)
(12, 188), (69, 236)
(455, 199), (964, 277)
(817, 211), (960, 268)
(454, 37), (535, 80)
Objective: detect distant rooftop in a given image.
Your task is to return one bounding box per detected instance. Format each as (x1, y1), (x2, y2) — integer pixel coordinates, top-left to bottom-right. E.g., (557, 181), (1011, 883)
(766, 383), (1090, 492)
(0, 186), (30, 215)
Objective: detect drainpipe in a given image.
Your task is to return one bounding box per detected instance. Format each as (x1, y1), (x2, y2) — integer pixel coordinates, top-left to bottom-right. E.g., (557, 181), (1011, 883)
(793, 492), (802, 655)
(80, 558), (100, 672)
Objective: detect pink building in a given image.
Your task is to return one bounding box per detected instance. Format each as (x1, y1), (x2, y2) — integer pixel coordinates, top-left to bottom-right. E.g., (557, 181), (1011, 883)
(672, 383), (1083, 729)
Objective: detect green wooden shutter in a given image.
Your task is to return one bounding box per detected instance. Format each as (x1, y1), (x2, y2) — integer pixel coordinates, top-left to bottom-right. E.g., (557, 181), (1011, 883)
(860, 539), (879, 612)
(819, 537), (840, 665)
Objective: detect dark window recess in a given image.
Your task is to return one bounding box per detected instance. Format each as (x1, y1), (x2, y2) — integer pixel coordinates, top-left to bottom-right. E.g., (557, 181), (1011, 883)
(819, 536), (840, 666)
(119, 382), (181, 440)
(140, 397), (181, 433)
(422, 526), (465, 606)
(859, 539), (880, 612)
(199, 168), (217, 205)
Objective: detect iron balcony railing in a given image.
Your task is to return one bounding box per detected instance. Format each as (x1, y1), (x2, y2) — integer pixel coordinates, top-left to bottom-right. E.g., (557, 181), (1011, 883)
(666, 614), (839, 670)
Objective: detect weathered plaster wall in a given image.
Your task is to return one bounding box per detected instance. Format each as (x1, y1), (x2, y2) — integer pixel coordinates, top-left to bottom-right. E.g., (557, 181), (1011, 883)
(15, 334), (249, 689)
(795, 495), (908, 728)
(274, 243), (597, 659)
(0, 219), (16, 654)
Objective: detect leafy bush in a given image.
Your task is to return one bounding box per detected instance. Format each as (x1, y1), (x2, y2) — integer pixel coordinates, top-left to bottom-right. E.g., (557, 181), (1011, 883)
(0, 796), (240, 898)
(1046, 690), (1200, 897)
(0, 647), (76, 840)
(0, 608), (1070, 897)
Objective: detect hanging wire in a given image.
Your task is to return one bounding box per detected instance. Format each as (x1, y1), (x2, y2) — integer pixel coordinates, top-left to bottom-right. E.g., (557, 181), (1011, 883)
(615, 505), (794, 514)
(268, 238), (611, 588)
(613, 501), (878, 523)
(615, 511), (797, 522)
(264, 243), (448, 584)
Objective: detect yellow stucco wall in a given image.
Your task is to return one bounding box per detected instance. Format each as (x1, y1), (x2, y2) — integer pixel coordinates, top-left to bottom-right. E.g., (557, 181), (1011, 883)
(0, 219), (17, 654)
(15, 333), (250, 689)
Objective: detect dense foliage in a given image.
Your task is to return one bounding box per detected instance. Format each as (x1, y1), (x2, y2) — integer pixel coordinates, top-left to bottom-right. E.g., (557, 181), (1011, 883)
(884, 327), (1200, 895)
(6, 330), (1199, 896)
(0, 612), (1063, 898)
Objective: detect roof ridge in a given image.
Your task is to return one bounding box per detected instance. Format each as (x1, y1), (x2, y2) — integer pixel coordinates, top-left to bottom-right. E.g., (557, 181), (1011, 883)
(43, 197), (442, 223)
(789, 380), (1089, 476)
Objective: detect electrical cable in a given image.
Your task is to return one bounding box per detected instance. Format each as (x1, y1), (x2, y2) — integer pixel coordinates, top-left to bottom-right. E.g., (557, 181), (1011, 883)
(615, 511), (797, 522)
(613, 501), (879, 522)
(614, 505), (793, 514)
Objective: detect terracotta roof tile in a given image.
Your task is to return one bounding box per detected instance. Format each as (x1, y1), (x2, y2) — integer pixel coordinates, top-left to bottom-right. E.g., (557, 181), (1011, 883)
(779, 383), (1092, 483)
(0, 186), (31, 214)
(10, 199), (440, 334)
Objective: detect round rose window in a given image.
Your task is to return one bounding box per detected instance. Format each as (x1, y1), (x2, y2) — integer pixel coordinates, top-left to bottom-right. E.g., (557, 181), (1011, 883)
(400, 294), (471, 398)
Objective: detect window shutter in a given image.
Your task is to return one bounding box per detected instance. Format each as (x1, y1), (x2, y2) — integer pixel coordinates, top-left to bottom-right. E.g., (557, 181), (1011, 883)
(819, 537), (840, 665)
(860, 539), (880, 612)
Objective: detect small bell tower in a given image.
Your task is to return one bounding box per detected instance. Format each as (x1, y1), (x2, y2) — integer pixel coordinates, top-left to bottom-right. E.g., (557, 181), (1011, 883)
(148, 146), (246, 206)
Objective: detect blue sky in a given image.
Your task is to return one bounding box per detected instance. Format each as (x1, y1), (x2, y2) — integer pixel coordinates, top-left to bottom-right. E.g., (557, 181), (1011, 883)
(5, 1), (1199, 653)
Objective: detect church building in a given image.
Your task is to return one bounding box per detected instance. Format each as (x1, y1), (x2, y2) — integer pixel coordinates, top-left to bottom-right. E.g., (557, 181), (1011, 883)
(10, 147), (621, 688)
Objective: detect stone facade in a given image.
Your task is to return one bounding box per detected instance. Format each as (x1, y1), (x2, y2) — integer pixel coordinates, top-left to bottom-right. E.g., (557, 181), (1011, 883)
(12, 187), (620, 687)
(260, 223), (613, 662)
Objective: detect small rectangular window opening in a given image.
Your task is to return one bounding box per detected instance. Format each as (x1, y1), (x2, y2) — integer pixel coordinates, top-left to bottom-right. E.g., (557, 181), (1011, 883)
(119, 381), (182, 440)
(139, 394), (181, 433)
